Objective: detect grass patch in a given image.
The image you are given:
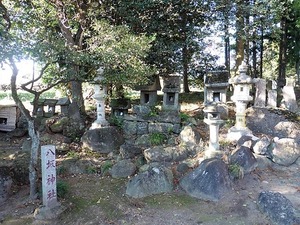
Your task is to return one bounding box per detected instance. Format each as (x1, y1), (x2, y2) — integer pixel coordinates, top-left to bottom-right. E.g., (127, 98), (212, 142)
(143, 193), (198, 209)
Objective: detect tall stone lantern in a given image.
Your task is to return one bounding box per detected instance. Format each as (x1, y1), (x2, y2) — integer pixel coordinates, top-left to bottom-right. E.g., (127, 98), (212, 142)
(227, 62), (253, 140)
(203, 103), (224, 158)
(90, 67), (109, 129)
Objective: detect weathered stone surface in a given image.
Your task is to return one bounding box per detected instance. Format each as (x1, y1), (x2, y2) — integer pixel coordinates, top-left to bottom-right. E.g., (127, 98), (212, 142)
(144, 146), (193, 163)
(281, 85), (298, 113)
(134, 134), (151, 147)
(48, 117), (69, 133)
(236, 135), (257, 149)
(156, 111), (181, 124)
(126, 165), (173, 198)
(247, 108), (300, 139)
(81, 127), (124, 154)
(230, 146), (257, 174)
(179, 125), (202, 148)
(110, 159), (136, 178)
(132, 105), (151, 117)
(148, 122), (173, 134)
(0, 167), (12, 204)
(253, 136), (271, 155)
(258, 191), (298, 225)
(144, 146), (173, 163)
(136, 122), (148, 135)
(268, 137), (300, 166)
(120, 143), (143, 159)
(180, 158), (231, 201)
(122, 120), (137, 136)
(216, 103), (229, 120)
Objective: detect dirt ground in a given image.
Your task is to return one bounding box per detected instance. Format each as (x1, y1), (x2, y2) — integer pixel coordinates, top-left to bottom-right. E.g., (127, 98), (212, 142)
(0, 137), (300, 225)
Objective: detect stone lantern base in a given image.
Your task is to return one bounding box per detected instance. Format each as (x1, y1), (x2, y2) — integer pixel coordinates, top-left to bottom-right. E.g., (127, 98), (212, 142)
(204, 148), (223, 159)
(227, 126), (252, 141)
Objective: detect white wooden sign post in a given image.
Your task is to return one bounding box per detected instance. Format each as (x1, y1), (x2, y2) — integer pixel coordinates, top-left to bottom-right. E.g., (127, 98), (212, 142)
(41, 145), (58, 208)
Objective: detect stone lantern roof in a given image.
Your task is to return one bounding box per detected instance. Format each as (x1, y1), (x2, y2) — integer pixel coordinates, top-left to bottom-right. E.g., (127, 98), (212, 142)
(229, 62), (253, 85)
(205, 70), (229, 87)
(135, 75), (161, 91)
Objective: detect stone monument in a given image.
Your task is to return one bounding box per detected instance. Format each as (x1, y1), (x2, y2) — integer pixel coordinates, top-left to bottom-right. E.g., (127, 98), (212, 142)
(281, 77), (298, 113)
(34, 145), (64, 220)
(90, 67), (109, 129)
(227, 62), (253, 141)
(253, 78), (266, 107)
(267, 80), (277, 108)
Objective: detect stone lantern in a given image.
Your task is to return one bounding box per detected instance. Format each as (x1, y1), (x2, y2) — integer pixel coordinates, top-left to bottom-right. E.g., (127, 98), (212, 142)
(162, 73), (181, 112)
(227, 62), (253, 140)
(90, 67), (109, 129)
(203, 103), (224, 158)
(137, 75), (161, 106)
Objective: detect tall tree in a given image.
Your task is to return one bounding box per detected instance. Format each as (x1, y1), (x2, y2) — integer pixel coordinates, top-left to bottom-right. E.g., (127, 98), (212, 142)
(114, 0), (213, 92)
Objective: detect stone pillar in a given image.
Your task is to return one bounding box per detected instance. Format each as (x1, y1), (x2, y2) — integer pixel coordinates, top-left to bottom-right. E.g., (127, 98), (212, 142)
(203, 104), (224, 158)
(227, 62), (253, 141)
(267, 80), (277, 108)
(41, 145), (58, 208)
(90, 68), (109, 129)
(281, 78), (298, 113)
(254, 78), (266, 107)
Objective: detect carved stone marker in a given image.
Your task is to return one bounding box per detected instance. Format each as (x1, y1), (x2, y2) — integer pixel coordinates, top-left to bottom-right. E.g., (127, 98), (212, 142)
(41, 145), (58, 208)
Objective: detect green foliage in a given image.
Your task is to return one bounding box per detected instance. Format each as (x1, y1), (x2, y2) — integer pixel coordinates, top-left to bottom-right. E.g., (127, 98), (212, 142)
(56, 180), (70, 198)
(109, 115), (124, 128)
(147, 105), (160, 117)
(85, 165), (97, 174)
(228, 164), (244, 180)
(101, 160), (113, 175)
(180, 113), (190, 122)
(149, 132), (166, 146)
(66, 151), (80, 160)
(88, 20), (156, 87)
(0, 91), (55, 102)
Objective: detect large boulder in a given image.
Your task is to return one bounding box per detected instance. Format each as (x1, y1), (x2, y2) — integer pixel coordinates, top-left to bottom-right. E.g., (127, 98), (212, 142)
(144, 145), (195, 163)
(126, 164), (173, 198)
(258, 191), (299, 225)
(268, 137), (300, 166)
(180, 158), (232, 201)
(230, 146), (257, 174)
(253, 136), (271, 155)
(247, 108), (300, 139)
(119, 143), (143, 159)
(81, 127), (124, 154)
(179, 125), (203, 152)
(110, 159), (136, 178)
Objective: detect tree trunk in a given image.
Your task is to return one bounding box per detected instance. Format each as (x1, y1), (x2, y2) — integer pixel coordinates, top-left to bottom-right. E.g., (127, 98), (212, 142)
(224, 12), (230, 72)
(235, 0), (245, 73)
(9, 59), (39, 200)
(297, 58), (300, 85)
(260, 21), (264, 78)
(278, 15), (288, 88)
(182, 44), (190, 93)
(70, 80), (85, 115)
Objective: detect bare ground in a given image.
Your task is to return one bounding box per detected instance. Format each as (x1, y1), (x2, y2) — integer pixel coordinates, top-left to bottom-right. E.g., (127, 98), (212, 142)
(0, 138), (300, 225)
